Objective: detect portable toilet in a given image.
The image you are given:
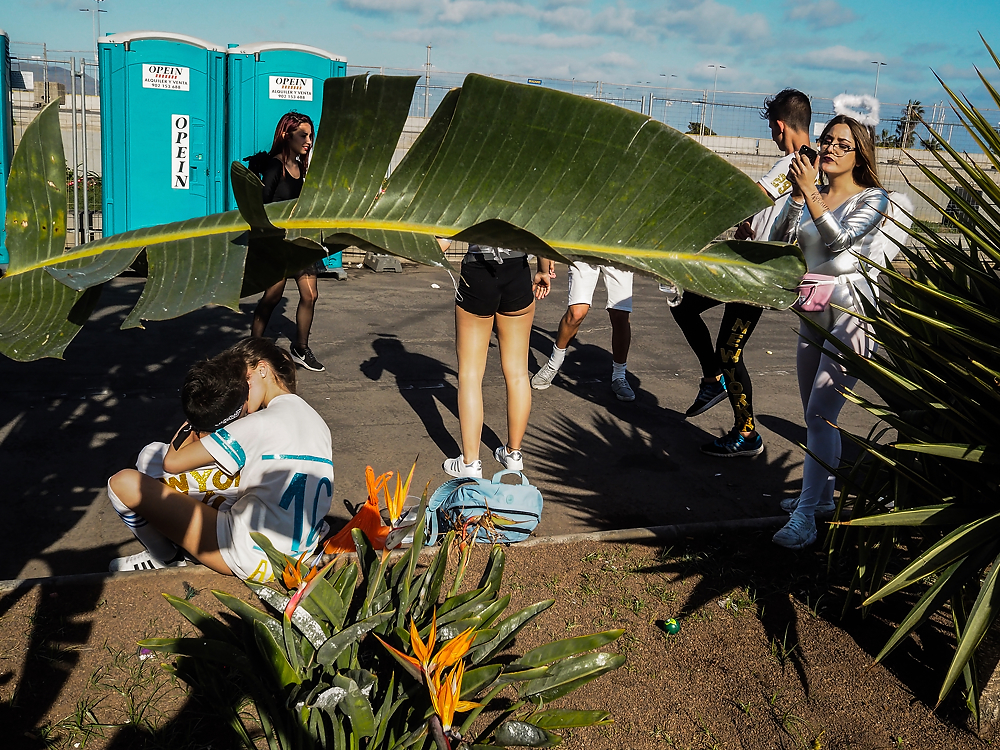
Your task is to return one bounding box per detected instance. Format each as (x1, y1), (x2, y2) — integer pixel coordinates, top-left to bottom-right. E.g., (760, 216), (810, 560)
(0, 30), (13, 268)
(98, 32), (226, 237)
(224, 42), (346, 212)
(226, 42), (347, 271)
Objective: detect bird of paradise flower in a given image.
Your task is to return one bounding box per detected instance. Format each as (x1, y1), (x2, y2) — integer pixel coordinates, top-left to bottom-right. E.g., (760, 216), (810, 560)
(376, 611), (481, 746)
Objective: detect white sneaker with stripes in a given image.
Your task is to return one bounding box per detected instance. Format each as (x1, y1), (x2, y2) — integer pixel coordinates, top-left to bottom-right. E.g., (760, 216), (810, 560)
(109, 550), (189, 573)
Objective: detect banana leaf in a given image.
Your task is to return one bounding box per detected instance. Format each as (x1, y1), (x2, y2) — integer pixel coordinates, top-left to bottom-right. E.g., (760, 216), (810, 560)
(1, 74), (803, 361)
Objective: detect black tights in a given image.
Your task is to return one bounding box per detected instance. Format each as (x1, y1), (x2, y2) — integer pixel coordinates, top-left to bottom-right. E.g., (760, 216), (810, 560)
(670, 292), (763, 432)
(251, 272), (318, 349)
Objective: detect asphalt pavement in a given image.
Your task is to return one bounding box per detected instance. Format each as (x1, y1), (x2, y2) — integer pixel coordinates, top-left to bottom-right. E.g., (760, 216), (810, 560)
(0, 263), (881, 580)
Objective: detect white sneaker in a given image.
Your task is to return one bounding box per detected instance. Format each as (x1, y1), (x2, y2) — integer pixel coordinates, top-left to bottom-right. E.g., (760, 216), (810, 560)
(494, 445), (524, 470)
(531, 361), (560, 390)
(442, 455), (483, 478)
(611, 377), (635, 402)
(780, 496), (836, 515)
(109, 549), (189, 573)
(772, 510), (817, 549)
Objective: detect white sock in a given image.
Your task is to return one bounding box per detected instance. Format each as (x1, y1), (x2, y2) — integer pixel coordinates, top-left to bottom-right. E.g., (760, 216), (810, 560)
(549, 345), (567, 369)
(107, 480), (180, 563)
(612, 361), (627, 380)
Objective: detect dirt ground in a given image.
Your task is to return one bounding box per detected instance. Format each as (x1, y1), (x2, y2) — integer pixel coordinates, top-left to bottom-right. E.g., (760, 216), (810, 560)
(1, 530), (991, 750)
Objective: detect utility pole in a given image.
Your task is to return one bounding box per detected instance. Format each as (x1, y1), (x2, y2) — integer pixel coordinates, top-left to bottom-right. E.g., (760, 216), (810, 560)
(424, 45), (431, 118)
(708, 64), (725, 135)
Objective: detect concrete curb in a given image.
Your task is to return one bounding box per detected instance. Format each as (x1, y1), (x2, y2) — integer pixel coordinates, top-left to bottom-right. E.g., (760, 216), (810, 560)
(0, 515), (790, 593)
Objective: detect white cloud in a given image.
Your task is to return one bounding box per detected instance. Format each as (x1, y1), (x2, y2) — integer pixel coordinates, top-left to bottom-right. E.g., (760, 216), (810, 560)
(596, 50), (637, 68)
(494, 32), (603, 49)
(361, 24), (468, 44)
(785, 0), (858, 30)
(340, 0), (428, 10)
(438, 0), (532, 23)
(650, 1), (769, 45)
(792, 45), (875, 72)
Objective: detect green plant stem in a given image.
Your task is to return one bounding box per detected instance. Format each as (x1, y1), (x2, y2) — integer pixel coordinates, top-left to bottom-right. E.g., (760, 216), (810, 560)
(457, 682), (510, 736)
(448, 544), (472, 599)
(429, 715), (452, 750)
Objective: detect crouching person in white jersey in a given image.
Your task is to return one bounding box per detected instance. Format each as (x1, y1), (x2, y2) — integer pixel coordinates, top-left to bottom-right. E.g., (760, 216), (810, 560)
(107, 339), (333, 582)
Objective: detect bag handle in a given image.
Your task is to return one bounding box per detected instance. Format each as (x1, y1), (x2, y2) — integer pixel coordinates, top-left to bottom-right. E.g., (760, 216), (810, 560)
(425, 476), (485, 547)
(489, 469), (531, 485)
(424, 471), (533, 546)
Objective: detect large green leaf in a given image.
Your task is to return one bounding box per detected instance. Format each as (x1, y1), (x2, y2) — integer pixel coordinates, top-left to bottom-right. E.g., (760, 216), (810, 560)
(518, 652), (626, 702)
(1, 74), (803, 360)
(512, 630), (624, 668)
(0, 101), (102, 360)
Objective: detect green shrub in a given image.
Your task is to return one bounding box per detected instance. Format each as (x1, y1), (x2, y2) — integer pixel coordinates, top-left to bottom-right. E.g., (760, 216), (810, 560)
(821, 36), (1000, 721)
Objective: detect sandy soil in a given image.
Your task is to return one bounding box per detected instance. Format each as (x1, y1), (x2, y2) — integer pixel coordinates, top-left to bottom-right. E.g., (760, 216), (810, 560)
(1, 530), (991, 750)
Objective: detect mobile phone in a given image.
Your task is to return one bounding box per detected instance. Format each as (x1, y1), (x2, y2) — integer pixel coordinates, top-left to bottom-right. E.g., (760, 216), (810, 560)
(799, 144), (819, 162)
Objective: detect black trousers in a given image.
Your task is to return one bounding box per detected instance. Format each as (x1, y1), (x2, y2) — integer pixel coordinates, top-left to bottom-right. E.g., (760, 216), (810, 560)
(670, 292), (764, 432)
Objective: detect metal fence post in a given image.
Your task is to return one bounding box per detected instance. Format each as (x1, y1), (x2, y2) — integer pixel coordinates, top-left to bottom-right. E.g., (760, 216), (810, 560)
(70, 56), (79, 246)
(80, 58), (89, 243)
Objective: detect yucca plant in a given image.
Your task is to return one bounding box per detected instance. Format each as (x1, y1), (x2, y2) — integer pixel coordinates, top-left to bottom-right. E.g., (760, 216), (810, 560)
(815, 35), (1000, 721)
(139, 481), (624, 749)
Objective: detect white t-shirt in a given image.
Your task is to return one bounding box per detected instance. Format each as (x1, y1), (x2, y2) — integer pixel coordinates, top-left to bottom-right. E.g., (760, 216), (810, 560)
(136, 441), (240, 509)
(749, 153), (794, 241)
(204, 393), (333, 573)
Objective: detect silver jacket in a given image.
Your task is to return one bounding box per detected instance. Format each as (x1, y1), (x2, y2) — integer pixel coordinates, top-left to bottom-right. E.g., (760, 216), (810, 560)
(771, 187), (889, 318)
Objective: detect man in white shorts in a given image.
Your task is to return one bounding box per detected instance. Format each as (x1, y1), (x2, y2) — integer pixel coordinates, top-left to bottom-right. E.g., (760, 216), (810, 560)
(531, 260), (635, 401)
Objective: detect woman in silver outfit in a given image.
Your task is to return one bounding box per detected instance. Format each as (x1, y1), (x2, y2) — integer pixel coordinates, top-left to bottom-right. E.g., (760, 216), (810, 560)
(769, 113), (889, 549)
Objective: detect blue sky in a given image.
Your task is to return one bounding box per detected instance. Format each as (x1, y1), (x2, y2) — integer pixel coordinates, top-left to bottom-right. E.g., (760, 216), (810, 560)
(9, 0), (1000, 109)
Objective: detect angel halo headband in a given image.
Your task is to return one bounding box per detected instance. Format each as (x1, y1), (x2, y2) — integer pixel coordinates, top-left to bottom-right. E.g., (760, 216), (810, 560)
(833, 94), (880, 128)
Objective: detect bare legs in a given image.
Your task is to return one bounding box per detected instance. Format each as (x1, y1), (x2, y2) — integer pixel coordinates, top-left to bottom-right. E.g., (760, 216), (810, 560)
(552, 303), (631, 365)
(608, 308), (631, 365)
(251, 270), (319, 349)
(108, 469), (233, 575)
(455, 303), (535, 462)
(496, 307), (535, 452)
(554, 303), (591, 349)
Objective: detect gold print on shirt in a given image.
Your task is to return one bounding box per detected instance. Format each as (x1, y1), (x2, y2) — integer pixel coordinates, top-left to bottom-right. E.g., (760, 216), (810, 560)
(246, 559), (273, 583)
(159, 468), (242, 505)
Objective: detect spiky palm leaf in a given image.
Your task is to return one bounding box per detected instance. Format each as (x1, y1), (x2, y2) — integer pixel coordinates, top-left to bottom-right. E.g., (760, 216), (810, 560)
(820, 35), (1000, 719)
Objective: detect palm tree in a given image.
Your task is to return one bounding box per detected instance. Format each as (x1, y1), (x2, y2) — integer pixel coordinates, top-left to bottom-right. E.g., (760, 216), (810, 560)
(894, 99), (924, 148)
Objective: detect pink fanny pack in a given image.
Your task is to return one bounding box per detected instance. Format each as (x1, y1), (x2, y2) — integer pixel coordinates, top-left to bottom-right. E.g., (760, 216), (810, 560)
(793, 273), (837, 312)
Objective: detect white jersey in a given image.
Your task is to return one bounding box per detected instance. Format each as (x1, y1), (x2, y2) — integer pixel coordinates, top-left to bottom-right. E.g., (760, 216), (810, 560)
(749, 153), (794, 241)
(203, 393), (333, 580)
(136, 441), (240, 509)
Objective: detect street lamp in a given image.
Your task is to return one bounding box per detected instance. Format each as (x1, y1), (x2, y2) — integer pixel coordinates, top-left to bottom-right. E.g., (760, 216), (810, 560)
(871, 61), (887, 98)
(708, 64), (725, 135)
(79, 0), (107, 64)
(658, 74), (677, 123)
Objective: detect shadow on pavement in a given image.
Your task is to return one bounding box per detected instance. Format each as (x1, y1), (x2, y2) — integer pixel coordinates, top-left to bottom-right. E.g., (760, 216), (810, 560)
(0, 278), (250, 581)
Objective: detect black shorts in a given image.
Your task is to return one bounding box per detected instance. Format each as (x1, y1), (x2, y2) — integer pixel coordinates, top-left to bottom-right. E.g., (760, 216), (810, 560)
(456, 255), (534, 316)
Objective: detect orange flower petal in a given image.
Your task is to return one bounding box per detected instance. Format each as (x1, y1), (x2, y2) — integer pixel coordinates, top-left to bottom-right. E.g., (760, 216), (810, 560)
(375, 635), (423, 681)
(410, 618), (431, 668)
(433, 627), (476, 672)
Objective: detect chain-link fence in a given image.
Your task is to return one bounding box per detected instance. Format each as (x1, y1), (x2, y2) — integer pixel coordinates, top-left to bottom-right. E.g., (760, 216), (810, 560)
(9, 42), (102, 244)
(5, 41), (996, 245)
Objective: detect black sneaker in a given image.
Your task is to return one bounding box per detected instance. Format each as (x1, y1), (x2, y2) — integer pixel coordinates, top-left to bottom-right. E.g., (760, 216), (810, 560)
(685, 375), (727, 417)
(700, 430), (763, 458)
(291, 345), (325, 372)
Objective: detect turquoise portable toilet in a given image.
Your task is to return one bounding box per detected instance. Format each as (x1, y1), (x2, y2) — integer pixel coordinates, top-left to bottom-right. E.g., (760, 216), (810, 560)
(99, 32), (226, 237)
(226, 42), (347, 271)
(0, 30), (12, 268)
(224, 42), (346, 213)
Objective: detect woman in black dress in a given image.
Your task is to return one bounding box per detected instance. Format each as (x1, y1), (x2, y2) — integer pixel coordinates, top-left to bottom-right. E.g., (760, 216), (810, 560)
(250, 112), (325, 372)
